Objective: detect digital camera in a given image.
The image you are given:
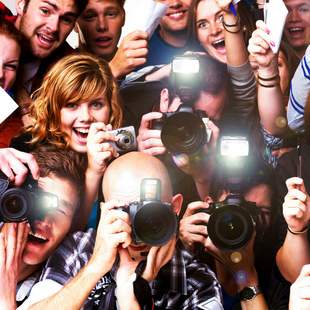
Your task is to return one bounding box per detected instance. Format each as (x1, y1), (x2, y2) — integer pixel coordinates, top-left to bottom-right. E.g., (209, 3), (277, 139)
(121, 179), (178, 246)
(197, 193), (259, 250)
(108, 126), (137, 154)
(153, 105), (212, 154)
(0, 173), (58, 225)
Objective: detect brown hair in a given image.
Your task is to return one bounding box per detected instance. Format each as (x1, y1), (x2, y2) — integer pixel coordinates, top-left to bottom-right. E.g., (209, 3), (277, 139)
(28, 52), (123, 148)
(0, 18), (23, 46)
(31, 144), (86, 197)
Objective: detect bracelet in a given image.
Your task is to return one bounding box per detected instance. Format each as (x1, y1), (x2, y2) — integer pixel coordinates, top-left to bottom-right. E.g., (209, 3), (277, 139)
(257, 73), (280, 81)
(222, 23), (241, 33)
(257, 80), (279, 88)
(222, 15), (240, 27)
(287, 225), (309, 235)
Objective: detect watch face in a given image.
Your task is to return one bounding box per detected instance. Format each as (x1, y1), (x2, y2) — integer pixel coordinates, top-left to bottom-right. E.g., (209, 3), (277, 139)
(240, 287), (255, 300)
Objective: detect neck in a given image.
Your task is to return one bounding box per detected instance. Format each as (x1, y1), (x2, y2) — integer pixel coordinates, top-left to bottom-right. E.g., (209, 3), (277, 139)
(159, 28), (187, 48)
(18, 262), (41, 283)
(294, 45), (307, 59)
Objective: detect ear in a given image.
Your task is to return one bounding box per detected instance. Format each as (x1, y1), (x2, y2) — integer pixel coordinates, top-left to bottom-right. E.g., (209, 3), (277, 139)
(171, 193), (183, 216)
(121, 8), (125, 27)
(16, 0), (26, 15)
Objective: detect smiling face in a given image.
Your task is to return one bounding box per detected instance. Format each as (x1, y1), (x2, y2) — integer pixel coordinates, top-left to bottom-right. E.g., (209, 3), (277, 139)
(78, 0), (125, 60)
(22, 174), (78, 266)
(60, 94), (111, 153)
(284, 0), (310, 50)
(159, 0), (192, 34)
(196, 0), (226, 63)
(16, 0), (78, 59)
(0, 35), (20, 90)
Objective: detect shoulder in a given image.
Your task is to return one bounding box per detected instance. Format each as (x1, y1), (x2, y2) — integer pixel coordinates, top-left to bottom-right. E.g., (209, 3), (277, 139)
(40, 229), (95, 285)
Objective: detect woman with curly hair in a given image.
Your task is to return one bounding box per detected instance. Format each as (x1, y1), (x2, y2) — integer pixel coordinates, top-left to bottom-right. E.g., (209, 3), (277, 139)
(1, 52), (123, 229)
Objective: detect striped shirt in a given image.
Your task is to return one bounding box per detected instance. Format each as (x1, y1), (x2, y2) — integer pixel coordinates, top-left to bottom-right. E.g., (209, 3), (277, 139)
(40, 229), (223, 309)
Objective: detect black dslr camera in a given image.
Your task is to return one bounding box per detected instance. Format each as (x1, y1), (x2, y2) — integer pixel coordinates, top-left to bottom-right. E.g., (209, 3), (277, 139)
(153, 55), (211, 154)
(197, 136), (259, 250)
(198, 194), (259, 250)
(0, 173), (58, 226)
(122, 178), (178, 246)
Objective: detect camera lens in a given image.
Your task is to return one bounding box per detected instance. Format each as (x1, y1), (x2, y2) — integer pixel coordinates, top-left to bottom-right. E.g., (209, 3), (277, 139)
(133, 202), (177, 246)
(208, 205), (254, 250)
(116, 130), (135, 151)
(0, 189), (29, 222)
(161, 112), (207, 154)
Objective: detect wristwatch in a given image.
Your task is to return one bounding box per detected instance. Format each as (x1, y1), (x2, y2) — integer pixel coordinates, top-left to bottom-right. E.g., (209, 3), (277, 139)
(238, 286), (262, 301)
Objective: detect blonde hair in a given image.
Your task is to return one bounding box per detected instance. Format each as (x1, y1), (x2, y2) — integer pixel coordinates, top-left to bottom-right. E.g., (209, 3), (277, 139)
(28, 52), (123, 148)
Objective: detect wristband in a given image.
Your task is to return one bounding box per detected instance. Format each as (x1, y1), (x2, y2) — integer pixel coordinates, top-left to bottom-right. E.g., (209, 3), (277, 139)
(287, 225), (308, 235)
(257, 73), (280, 81)
(133, 275), (154, 310)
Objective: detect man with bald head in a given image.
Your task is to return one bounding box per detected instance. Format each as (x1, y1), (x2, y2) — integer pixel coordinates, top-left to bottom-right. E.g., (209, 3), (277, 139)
(26, 152), (223, 310)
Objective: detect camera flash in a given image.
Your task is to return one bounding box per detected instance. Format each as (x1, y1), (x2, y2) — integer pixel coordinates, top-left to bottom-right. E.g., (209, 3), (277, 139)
(172, 57), (200, 74)
(140, 178), (161, 201)
(221, 137), (249, 157)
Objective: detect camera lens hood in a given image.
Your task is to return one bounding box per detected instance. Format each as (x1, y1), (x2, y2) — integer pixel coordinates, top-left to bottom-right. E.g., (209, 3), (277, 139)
(0, 188), (29, 222)
(132, 201), (178, 246)
(161, 112), (207, 154)
(208, 205), (254, 250)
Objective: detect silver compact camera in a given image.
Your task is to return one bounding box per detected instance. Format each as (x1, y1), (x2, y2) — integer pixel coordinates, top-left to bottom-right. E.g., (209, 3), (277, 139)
(108, 126), (137, 154)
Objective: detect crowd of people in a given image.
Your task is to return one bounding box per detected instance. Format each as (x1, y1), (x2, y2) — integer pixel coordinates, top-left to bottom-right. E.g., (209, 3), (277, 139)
(0, 0), (309, 309)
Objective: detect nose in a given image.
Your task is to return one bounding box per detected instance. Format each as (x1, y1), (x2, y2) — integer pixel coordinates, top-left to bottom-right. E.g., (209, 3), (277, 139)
(79, 104), (93, 123)
(288, 8), (301, 22)
(97, 15), (108, 32)
(47, 15), (60, 33)
(209, 21), (222, 36)
(169, 0), (182, 9)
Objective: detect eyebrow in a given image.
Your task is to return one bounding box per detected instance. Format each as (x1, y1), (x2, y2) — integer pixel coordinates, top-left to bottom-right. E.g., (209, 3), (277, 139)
(42, 0), (78, 18)
(59, 199), (74, 211)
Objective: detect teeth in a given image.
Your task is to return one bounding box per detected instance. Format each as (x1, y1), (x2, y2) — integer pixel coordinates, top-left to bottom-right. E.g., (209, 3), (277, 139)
(289, 27), (303, 32)
(213, 39), (224, 44)
(29, 231), (47, 241)
(75, 128), (89, 134)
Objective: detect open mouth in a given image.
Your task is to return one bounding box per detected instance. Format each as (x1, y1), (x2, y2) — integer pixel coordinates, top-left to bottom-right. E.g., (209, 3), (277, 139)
(212, 39), (225, 50)
(95, 36), (112, 47)
(37, 33), (56, 48)
(73, 127), (89, 140)
(287, 27), (304, 35)
(28, 231), (49, 244)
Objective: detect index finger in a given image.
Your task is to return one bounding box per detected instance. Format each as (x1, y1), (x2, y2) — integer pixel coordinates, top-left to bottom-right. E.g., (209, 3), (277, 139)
(9, 148), (39, 183)
(139, 112), (162, 130)
(184, 201), (210, 217)
(125, 30), (149, 41)
(286, 177), (306, 192)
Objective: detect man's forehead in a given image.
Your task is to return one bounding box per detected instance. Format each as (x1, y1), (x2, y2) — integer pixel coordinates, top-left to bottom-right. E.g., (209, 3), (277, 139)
(284, 0), (310, 7)
(31, 0), (78, 13)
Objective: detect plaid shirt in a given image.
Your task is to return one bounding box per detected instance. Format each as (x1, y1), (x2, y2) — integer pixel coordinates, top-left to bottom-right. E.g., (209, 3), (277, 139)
(40, 229), (223, 310)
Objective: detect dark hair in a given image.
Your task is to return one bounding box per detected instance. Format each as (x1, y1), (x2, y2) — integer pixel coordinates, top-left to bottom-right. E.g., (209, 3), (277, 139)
(31, 145), (86, 195)
(24, 0), (88, 16)
(0, 17), (23, 45)
(199, 54), (229, 94)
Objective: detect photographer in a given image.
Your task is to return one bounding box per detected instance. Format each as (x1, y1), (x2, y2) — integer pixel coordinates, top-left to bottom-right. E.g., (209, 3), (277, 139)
(25, 152), (223, 310)
(0, 145), (84, 309)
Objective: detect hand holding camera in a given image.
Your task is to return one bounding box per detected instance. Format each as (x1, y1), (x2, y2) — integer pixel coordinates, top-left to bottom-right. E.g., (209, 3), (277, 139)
(283, 177), (310, 234)
(91, 200), (132, 274)
(0, 148), (39, 186)
(87, 123), (137, 175)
